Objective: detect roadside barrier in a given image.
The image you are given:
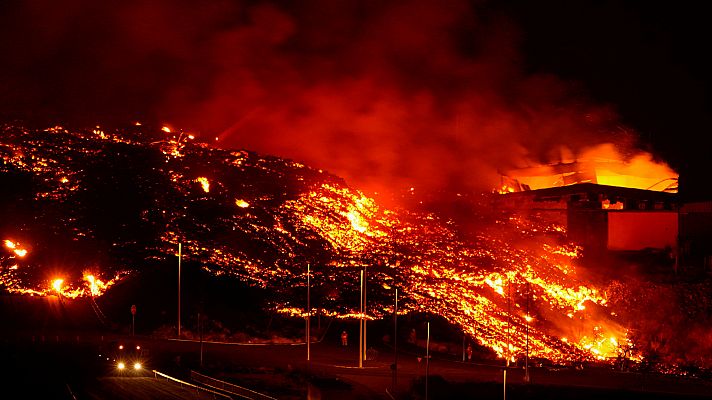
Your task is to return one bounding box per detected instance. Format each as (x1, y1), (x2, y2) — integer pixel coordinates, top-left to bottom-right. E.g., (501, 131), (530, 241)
(191, 370), (278, 400)
(153, 370), (232, 399)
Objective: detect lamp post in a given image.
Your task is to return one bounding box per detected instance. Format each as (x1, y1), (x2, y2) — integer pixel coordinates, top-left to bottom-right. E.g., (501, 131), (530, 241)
(199, 312), (204, 367)
(393, 287), (398, 391)
(359, 269), (364, 368)
(363, 266), (368, 362)
(425, 320), (430, 400)
(504, 279), (510, 400)
(131, 304), (136, 336)
(177, 243), (182, 338)
(307, 263), (311, 362)
(524, 281), (531, 383)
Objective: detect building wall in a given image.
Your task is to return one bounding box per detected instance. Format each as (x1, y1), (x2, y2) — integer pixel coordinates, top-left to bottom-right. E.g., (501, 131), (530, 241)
(607, 211), (678, 251)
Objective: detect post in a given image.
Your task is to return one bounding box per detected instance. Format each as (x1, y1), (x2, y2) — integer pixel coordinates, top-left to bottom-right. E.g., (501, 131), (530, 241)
(426, 321), (430, 400)
(199, 312), (204, 368)
(525, 281), (530, 383)
(178, 243), (182, 338)
(462, 333), (466, 362)
(307, 263), (311, 362)
(131, 304), (136, 337)
(393, 287), (398, 390)
(504, 280), (511, 400)
(359, 269), (364, 368)
(363, 266), (368, 362)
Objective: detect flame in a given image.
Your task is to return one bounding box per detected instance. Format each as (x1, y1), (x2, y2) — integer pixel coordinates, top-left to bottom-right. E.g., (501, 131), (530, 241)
(235, 199), (250, 208)
(196, 177), (210, 193)
(52, 278), (63, 292)
(161, 126), (171, 133)
(499, 143), (678, 193)
(83, 272), (111, 296)
(4, 240), (28, 257)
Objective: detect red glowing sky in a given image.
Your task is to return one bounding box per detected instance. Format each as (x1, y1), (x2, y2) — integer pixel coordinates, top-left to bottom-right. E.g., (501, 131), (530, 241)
(0, 0), (709, 200)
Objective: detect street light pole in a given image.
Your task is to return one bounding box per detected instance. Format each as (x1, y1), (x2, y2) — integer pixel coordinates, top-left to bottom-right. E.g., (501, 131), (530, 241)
(425, 320), (430, 400)
(307, 263), (311, 362)
(504, 279), (510, 400)
(199, 312), (204, 368)
(525, 281), (531, 383)
(359, 269), (364, 368)
(393, 287), (398, 391)
(363, 266), (368, 362)
(178, 243), (182, 338)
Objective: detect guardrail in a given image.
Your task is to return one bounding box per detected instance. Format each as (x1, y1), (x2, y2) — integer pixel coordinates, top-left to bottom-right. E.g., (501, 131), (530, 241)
(191, 370), (278, 400)
(153, 370), (232, 399)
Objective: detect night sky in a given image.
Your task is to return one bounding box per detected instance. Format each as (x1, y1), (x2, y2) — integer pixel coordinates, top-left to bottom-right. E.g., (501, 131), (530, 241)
(1, 0), (709, 201)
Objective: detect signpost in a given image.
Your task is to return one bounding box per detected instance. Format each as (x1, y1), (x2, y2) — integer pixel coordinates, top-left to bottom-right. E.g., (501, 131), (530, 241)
(131, 304), (137, 336)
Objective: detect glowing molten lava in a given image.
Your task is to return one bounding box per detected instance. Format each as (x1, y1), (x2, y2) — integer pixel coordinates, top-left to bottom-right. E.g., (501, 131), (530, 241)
(196, 177), (210, 193)
(282, 185), (633, 364)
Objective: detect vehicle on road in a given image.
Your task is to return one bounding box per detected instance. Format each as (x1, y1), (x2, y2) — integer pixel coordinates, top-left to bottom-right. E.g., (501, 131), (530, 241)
(98, 338), (149, 375)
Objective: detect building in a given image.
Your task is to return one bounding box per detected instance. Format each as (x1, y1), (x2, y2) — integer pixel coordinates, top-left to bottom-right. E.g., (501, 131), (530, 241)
(496, 182), (679, 256)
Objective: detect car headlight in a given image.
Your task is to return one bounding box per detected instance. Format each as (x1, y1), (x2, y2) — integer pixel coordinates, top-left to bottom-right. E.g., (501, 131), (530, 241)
(134, 362), (142, 370)
(117, 362), (125, 370)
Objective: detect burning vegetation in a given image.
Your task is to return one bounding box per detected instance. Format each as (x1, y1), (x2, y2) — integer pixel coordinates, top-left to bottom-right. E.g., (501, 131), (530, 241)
(0, 123), (707, 373)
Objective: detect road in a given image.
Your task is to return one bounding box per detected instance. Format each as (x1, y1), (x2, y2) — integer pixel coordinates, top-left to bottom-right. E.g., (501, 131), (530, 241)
(3, 331), (712, 399)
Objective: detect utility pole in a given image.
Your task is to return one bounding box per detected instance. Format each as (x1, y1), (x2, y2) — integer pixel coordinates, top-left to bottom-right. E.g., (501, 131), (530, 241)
(131, 304), (136, 336)
(525, 281), (531, 383)
(199, 312), (204, 368)
(503, 279), (511, 400)
(307, 263), (311, 362)
(393, 287), (398, 391)
(359, 269), (364, 368)
(363, 266), (368, 362)
(462, 333), (466, 362)
(178, 243), (182, 338)
(425, 320), (430, 400)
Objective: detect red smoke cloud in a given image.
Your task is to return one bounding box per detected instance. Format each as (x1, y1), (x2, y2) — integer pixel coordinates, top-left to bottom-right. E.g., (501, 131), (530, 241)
(0, 0), (643, 199)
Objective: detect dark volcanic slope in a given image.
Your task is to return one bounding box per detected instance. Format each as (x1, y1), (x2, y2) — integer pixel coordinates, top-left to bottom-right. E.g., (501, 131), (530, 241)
(0, 122), (702, 370)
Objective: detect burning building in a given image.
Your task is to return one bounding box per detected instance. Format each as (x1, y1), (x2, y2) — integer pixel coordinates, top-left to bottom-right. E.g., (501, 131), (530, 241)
(495, 150), (681, 259)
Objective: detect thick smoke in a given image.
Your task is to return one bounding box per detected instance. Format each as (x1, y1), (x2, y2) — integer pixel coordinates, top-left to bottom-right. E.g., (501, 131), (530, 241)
(0, 0), (641, 198)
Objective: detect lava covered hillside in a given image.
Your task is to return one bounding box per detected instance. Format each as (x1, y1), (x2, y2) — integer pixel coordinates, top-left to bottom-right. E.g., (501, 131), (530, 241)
(0, 122), (684, 367)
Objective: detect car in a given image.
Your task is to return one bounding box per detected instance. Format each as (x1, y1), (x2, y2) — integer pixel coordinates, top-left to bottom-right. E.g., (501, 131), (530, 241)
(98, 339), (149, 375)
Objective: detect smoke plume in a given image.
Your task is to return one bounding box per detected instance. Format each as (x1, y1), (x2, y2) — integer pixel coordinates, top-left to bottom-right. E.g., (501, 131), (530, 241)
(0, 0), (651, 198)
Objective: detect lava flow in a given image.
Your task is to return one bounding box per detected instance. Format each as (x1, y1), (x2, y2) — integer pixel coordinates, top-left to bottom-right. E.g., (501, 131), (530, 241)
(281, 183), (631, 364)
(0, 124), (642, 365)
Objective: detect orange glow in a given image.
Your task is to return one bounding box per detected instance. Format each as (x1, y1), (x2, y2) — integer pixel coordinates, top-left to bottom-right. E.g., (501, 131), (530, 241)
(196, 177), (210, 193)
(601, 199), (624, 210)
(499, 143), (678, 193)
(235, 199), (250, 208)
(5, 240), (28, 257)
(281, 183), (633, 363)
(83, 273), (108, 296)
(52, 279), (63, 293)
